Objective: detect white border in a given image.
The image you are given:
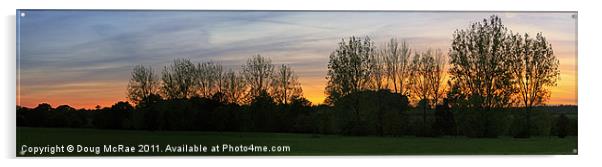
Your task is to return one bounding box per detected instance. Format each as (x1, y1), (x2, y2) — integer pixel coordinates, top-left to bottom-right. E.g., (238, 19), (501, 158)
(2, 0), (600, 167)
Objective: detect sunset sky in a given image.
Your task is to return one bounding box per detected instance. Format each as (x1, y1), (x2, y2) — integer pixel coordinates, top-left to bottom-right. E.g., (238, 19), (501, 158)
(17, 10), (577, 109)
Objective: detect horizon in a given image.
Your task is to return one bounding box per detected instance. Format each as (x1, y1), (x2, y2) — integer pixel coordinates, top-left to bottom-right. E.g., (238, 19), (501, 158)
(16, 10), (578, 109)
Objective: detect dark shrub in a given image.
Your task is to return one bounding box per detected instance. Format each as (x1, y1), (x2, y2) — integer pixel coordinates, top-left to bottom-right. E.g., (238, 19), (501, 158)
(334, 90), (409, 136)
(556, 113), (569, 138)
(433, 100), (455, 136)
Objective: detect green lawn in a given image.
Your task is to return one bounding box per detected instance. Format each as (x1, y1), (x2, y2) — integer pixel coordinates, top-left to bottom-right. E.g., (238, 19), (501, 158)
(16, 127), (577, 156)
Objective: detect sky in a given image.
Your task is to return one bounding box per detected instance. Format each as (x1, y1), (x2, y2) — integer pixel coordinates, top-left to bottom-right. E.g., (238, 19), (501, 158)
(16, 10), (577, 109)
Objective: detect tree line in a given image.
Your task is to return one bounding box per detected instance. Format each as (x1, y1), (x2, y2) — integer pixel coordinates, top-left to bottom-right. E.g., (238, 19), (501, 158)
(16, 15), (575, 138)
(129, 54), (303, 106)
(325, 15), (562, 137)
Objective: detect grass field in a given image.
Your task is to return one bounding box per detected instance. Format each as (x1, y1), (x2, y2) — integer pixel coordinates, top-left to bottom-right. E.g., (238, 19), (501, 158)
(16, 127), (577, 156)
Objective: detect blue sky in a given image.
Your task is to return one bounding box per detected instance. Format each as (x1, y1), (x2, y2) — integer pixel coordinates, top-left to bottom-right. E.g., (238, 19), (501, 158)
(16, 10), (577, 108)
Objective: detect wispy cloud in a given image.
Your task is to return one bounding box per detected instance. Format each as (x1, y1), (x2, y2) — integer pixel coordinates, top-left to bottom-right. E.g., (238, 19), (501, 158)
(17, 11), (578, 108)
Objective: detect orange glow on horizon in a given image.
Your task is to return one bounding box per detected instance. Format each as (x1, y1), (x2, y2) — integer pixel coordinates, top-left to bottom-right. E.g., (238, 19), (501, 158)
(16, 57), (577, 109)
(16, 53), (577, 109)
(17, 11), (577, 109)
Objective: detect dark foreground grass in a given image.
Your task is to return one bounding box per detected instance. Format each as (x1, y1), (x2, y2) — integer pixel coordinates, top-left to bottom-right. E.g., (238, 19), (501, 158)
(16, 127), (577, 156)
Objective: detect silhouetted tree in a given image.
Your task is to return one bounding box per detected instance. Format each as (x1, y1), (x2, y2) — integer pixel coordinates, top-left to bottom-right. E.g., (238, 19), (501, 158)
(369, 48), (386, 90)
(271, 64), (303, 105)
(127, 65), (159, 105)
(248, 90), (277, 131)
(447, 15), (520, 138)
(291, 101), (316, 133)
(196, 61), (223, 98)
(221, 69), (247, 104)
(54, 105), (85, 127)
(35, 103), (52, 112)
(325, 36), (375, 104)
(138, 93), (164, 130)
(104, 101), (134, 129)
(242, 54), (274, 98)
(112, 101), (134, 112)
(448, 15), (515, 111)
(161, 59), (198, 99)
(410, 49), (441, 135)
(55, 105), (75, 112)
(506, 32), (560, 137)
(382, 38), (411, 94)
(290, 96), (312, 110)
(429, 50), (447, 106)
